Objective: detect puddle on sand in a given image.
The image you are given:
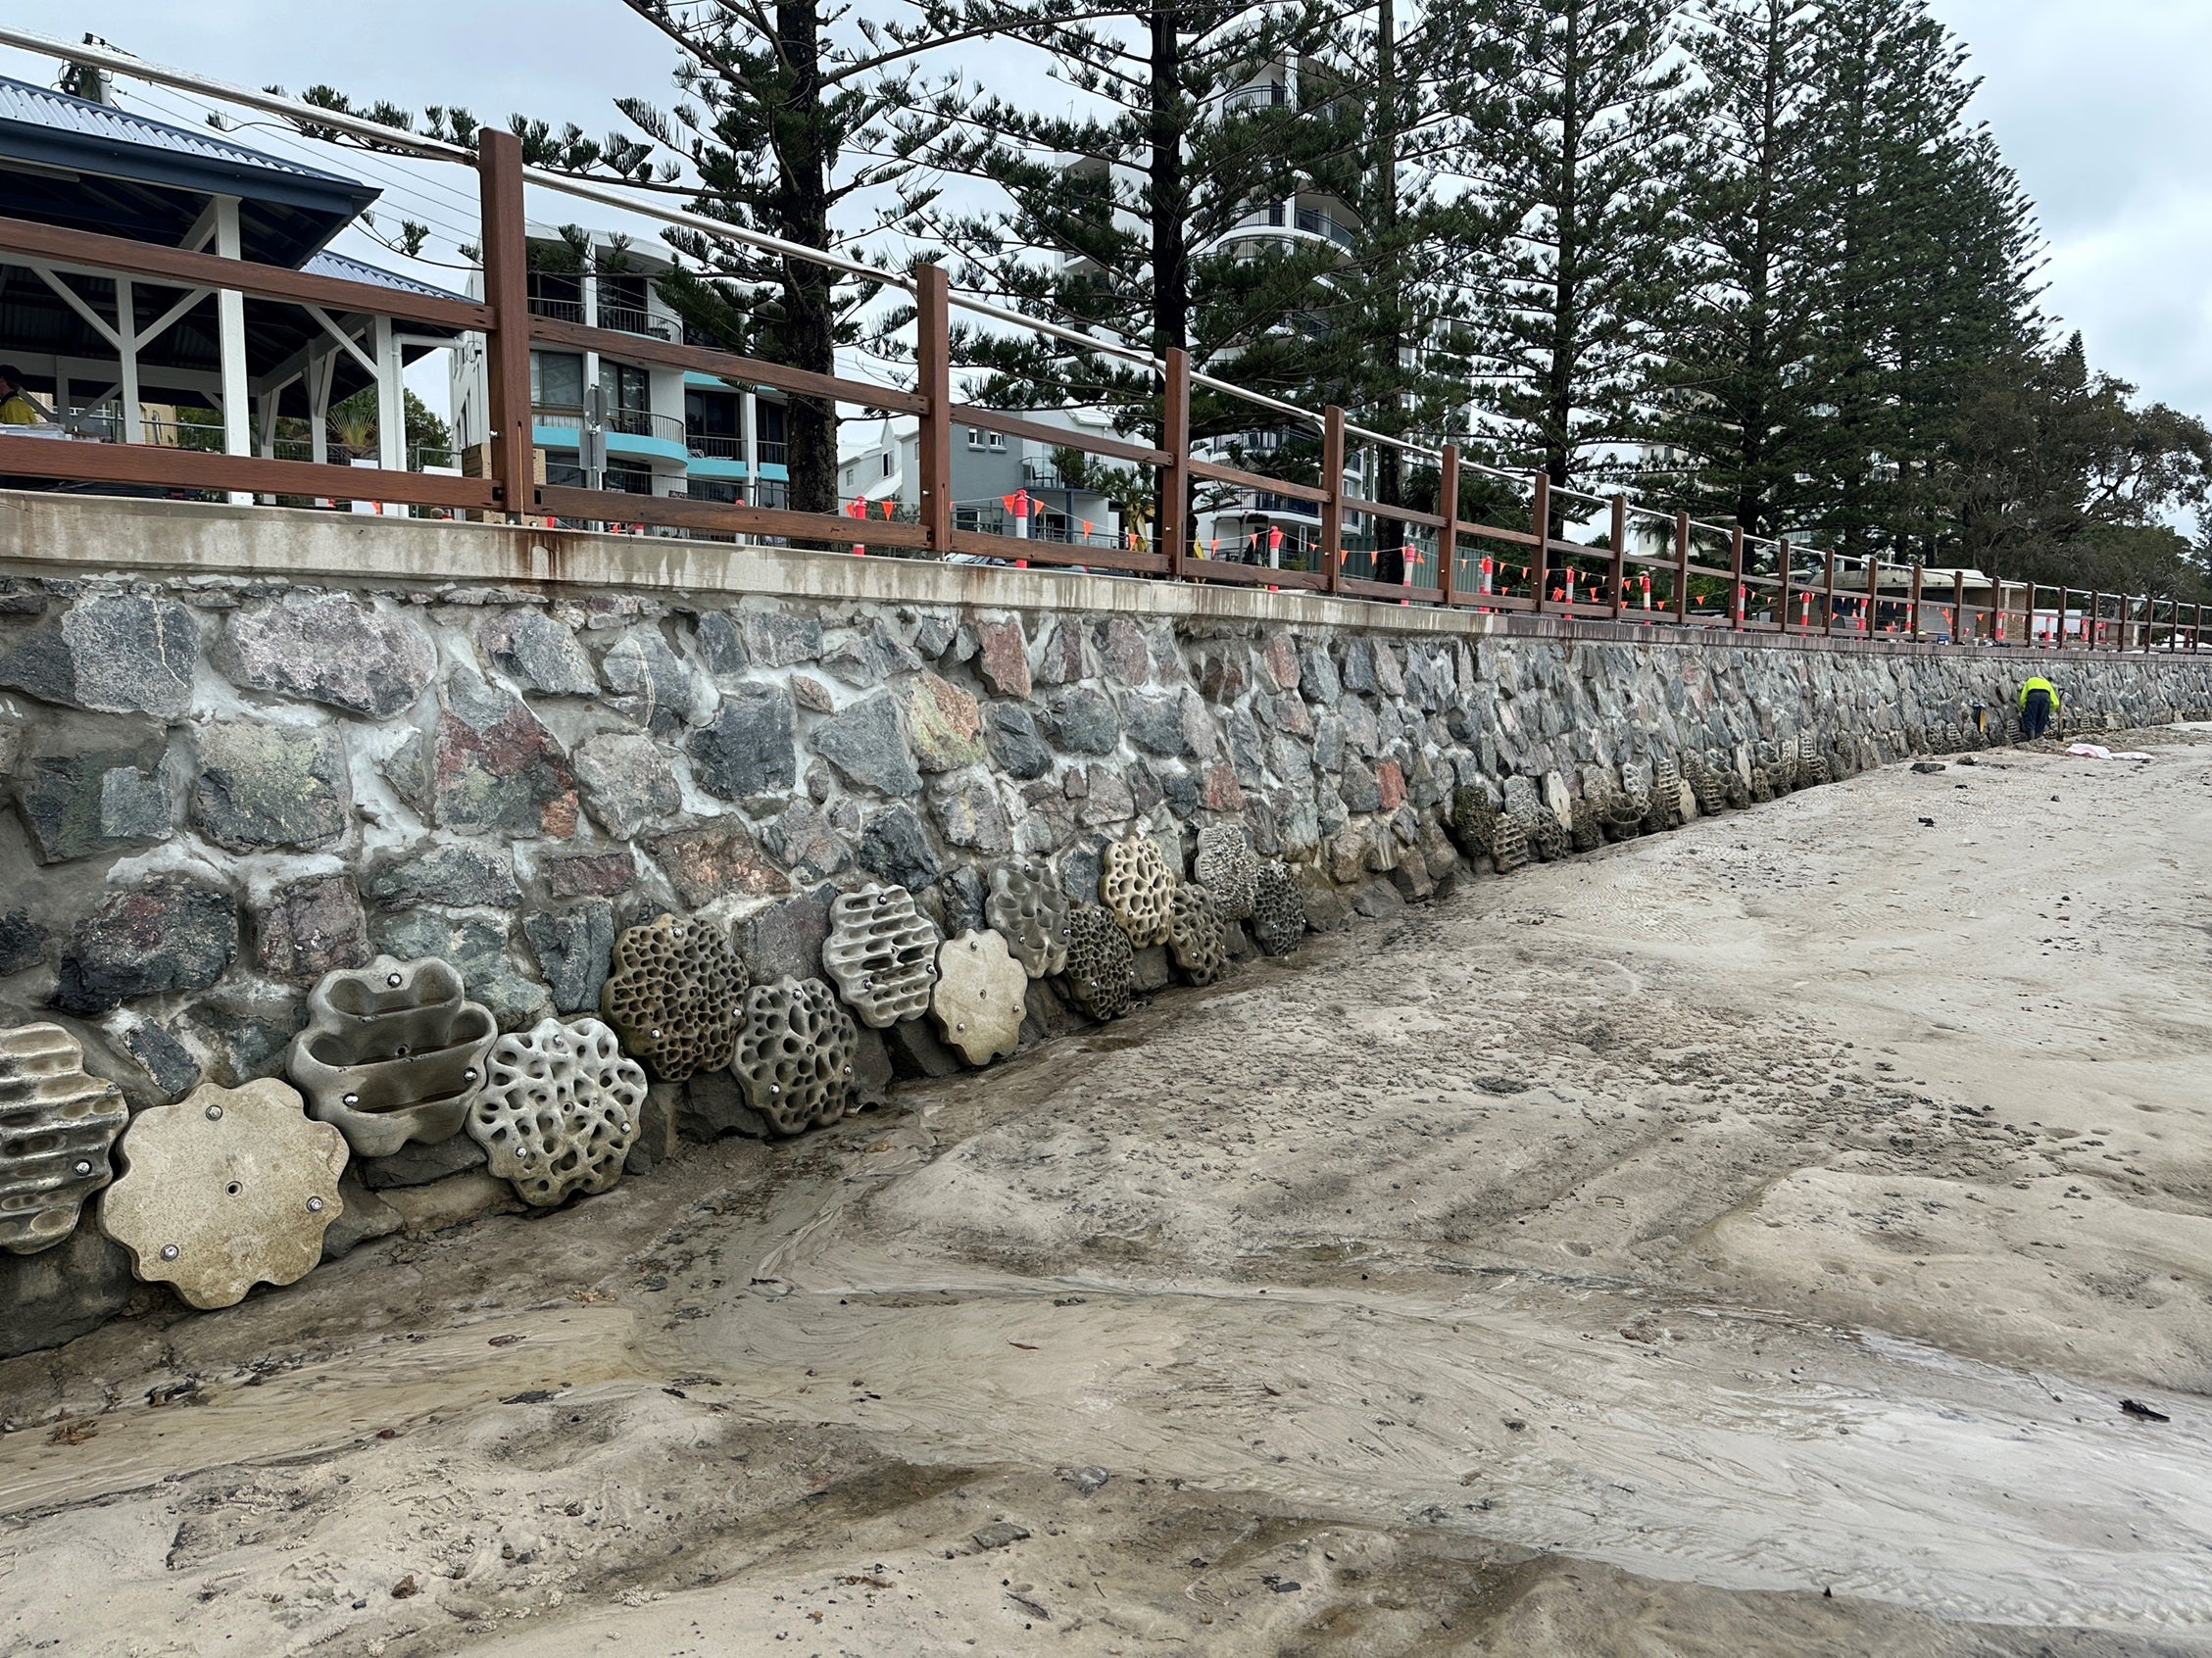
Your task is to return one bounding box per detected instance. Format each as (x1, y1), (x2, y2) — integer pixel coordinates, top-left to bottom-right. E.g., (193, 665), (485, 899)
(0, 1306), (635, 1517)
(659, 1227), (2212, 1636)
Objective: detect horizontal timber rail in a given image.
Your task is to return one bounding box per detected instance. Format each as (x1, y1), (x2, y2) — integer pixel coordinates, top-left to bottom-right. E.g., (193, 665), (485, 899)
(0, 23), (2197, 658)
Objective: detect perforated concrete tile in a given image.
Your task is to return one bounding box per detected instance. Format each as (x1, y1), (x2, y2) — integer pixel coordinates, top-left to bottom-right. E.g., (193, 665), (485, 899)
(467, 1016), (645, 1206)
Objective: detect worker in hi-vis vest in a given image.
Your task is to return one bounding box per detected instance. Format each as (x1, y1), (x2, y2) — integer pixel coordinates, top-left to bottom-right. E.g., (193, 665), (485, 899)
(2018, 674), (2060, 741)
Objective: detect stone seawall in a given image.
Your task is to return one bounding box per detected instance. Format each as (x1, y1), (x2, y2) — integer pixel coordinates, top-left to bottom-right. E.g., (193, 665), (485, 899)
(2, 499), (2207, 1355)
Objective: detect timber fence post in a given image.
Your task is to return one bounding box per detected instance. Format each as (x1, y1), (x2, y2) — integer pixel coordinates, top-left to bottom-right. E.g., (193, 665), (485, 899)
(915, 261), (953, 558)
(1321, 406), (1345, 595)
(1531, 472), (1551, 613)
(1438, 444), (1459, 608)
(1674, 510), (1691, 623)
(475, 128), (533, 524)
(1161, 346), (1190, 580)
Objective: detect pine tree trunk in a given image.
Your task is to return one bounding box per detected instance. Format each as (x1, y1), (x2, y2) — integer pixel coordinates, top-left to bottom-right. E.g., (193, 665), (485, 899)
(1150, 8), (1188, 354)
(777, 0), (838, 516)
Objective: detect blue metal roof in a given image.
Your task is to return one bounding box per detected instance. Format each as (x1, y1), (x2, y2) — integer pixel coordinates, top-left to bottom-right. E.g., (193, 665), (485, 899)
(0, 73), (378, 268)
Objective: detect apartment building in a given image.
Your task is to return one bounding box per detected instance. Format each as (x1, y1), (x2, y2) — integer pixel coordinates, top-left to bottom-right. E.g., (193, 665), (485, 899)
(837, 406), (1126, 548)
(448, 225), (789, 509)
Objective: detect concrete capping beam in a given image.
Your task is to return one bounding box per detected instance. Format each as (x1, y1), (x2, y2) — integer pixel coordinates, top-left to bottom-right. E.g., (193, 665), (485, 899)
(0, 490), (2170, 660)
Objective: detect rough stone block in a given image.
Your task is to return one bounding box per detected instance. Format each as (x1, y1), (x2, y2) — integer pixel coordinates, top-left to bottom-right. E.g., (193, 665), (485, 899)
(731, 884), (837, 984)
(193, 721), (350, 853)
(897, 673), (988, 772)
(433, 673), (578, 839)
(217, 591), (435, 717)
(0, 1225), (136, 1358)
(646, 820), (790, 907)
(523, 901), (616, 1013)
(546, 848), (637, 900)
(0, 592), (197, 717)
(690, 682), (797, 800)
(477, 609), (598, 696)
(573, 733), (682, 839)
(55, 877), (238, 1016)
(17, 742), (173, 863)
(255, 873), (371, 987)
(857, 804), (944, 893)
(357, 1133), (489, 1190)
(811, 694), (923, 797)
(365, 841), (520, 909)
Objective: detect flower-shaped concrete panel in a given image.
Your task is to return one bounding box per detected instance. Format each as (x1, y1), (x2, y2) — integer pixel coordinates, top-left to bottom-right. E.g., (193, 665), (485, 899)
(100, 1080), (347, 1310)
(734, 977), (860, 1135)
(984, 861), (1069, 979)
(1060, 902), (1136, 1021)
(601, 913), (746, 1081)
(1166, 886), (1228, 987)
(1192, 827), (1257, 921)
(823, 885), (939, 1029)
(289, 955), (497, 1157)
(931, 931), (1026, 1066)
(0, 1022), (129, 1255)
(1100, 835), (1174, 947)
(467, 1016), (644, 1205)
(1249, 861), (1306, 957)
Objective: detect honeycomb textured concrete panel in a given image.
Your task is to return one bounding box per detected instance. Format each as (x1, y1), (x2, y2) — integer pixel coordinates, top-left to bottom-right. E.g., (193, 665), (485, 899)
(984, 861), (1069, 979)
(931, 930), (1026, 1066)
(99, 1079), (347, 1309)
(1061, 903), (1136, 1020)
(734, 976), (860, 1135)
(823, 885), (939, 1028)
(600, 913), (746, 1081)
(0, 1022), (127, 1254)
(288, 955), (496, 1157)
(1192, 826), (1257, 921)
(1166, 886), (1228, 987)
(1249, 861), (1305, 957)
(1100, 834), (1175, 947)
(467, 1015), (645, 1205)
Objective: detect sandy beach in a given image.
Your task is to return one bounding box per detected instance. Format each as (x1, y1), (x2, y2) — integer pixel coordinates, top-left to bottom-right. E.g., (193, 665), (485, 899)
(5, 728), (2211, 1656)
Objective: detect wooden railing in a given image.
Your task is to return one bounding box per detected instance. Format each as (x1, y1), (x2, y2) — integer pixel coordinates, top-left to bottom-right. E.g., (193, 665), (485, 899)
(0, 124), (2200, 656)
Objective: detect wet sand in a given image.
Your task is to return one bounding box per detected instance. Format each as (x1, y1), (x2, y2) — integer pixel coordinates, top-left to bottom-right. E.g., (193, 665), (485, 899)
(6, 730), (2212, 1655)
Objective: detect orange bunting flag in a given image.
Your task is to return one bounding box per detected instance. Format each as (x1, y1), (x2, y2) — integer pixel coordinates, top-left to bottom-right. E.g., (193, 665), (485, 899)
(880, 500), (895, 519)
(1082, 519), (1094, 536)
(1001, 493), (1019, 513)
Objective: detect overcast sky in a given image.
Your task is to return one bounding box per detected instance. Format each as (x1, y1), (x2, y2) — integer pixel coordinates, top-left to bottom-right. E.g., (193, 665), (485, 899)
(3, 1), (2207, 413)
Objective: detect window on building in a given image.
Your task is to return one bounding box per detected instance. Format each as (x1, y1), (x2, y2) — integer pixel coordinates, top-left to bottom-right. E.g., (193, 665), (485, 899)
(987, 430), (1006, 451)
(882, 453), (894, 476)
(530, 351), (584, 411)
(757, 399), (788, 466)
(755, 478), (790, 511)
(601, 362), (650, 415)
(967, 427), (984, 450)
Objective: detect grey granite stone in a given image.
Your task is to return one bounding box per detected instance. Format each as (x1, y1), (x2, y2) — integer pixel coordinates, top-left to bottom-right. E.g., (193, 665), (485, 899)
(689, 681), (798, 800)
(811, 694), (922, 797)
(364, 841), (519, 909)
(192, 721), (349, 853)
(0, 592), (197, 717)
(522, 900), (615, 1012)
(55, 876), (238, 1016)
(477, 609), (598, 696)
(217, 591), (435, 716)
(573, 732), (681, 839)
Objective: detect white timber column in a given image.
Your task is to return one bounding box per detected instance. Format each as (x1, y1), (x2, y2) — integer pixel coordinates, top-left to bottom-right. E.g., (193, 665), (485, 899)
(580, 258), (602, 486)
(741, 388), (759, 506)
(116, 277), (142, 442)
(309, 351), (332, 464)
(213, 195), (251, 503)
(373, 315), (405, 472)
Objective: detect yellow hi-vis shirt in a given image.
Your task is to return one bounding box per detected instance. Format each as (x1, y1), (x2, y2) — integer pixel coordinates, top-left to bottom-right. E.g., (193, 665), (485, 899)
(2019, 676), (2060, 710)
